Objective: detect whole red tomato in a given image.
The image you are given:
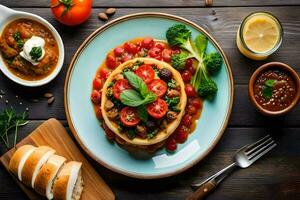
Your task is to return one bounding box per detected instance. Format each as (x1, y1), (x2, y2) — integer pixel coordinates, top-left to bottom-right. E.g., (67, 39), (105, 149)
(51, 0), (92, 26)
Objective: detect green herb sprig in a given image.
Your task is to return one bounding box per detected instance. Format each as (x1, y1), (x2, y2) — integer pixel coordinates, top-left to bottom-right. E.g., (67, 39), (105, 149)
(120, 71), (157, 122)
(0, 108), (28, 149)
(13, 32), (24, 48)
(262, 79), (277, 99)
(30, 47), (43, 61)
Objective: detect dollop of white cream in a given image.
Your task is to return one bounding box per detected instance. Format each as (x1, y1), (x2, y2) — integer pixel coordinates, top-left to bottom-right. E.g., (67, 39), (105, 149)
(20, 36), (45, 66)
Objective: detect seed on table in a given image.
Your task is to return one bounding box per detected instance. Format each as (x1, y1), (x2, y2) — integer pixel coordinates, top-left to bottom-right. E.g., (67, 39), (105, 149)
(19, 102), (23, 105)
(5, 100), (8, 104)
(44, 92), (54, 98)
(98, 13), (108, 21)
(31, 99), (39, 102)
(15, 95), (19, 99)
(48, 96), (55, 105)
(26, 107), (29, 111)
(212, 10), (216, 15)
(105, 8), (116, 15)
(213, 17), (218, 21)
(0, 95), (2, 99)
(0, 89), (5, 95)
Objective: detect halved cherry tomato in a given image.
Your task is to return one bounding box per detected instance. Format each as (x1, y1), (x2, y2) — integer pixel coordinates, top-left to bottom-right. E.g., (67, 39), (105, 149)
(181, 70), (192, 82)
(166, 138), (177, 151)
(121, 54), (133, 63)
(185, 58), (193, 68)
(93, 78), (102, 90)
(96, 108), (103, 119)
(99, 68), (111, 79)
(175, 125), (189, 143)
(185, 84), (197, 97)
(171, 46), (181, 54)
(148, 47), (162, 59)
(102, 122), (115, 140)
(120, 107), (141, 127)
(114, 47), (124, 56)
(186, 65), (196, 75)
(187, 105), (197, 115)
(113, 79), (131, 100)
(141, 37), (154, 49)
(135, 64), (155, 84)
(162, 49), (172, 62)
(147, 98), (168, 119)
(91, 90), (101, 104)
(124, 42), (138, 54)
(147, 79), (167, 98)
(155, 43), (166, 50)
(106, 55), (117, 69)
(190, 98), (202, 109)
(182, 114), (192, 127)
(50, 0), (92, 26)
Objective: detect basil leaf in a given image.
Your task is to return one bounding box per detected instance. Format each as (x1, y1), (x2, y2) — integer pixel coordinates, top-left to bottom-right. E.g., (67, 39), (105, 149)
(265, 79), (277, 87)
(194, 34), (208, 57)
(143, 92), (157, 105)
(262, 86), (273, 99)
(136, 105), (148, 122)
(120, 89), (145, 107)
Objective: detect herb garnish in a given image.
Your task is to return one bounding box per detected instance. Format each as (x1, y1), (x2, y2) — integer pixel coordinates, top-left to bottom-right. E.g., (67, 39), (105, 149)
(120, 71), (157, 121)
(13, 32), (24, 48)
(262, 79), (277, 99)
(30, 47), (43, 61)
(0, 108), (28, 149)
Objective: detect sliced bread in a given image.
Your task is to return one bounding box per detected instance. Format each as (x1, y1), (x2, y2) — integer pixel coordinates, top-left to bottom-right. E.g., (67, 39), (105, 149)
(53, 161), (84, 200)
(34, 154), (66, 199)
(21, 146), (55, 187)
(8, 145), (37, 181)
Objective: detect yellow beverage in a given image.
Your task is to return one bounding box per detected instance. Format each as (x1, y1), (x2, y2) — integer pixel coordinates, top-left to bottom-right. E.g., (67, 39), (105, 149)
(236, 12), (283, 60)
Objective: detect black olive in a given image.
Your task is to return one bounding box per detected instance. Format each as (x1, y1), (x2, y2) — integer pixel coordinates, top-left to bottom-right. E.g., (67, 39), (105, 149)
(146, 120), (156, 130)
(159, 68), (172, 81)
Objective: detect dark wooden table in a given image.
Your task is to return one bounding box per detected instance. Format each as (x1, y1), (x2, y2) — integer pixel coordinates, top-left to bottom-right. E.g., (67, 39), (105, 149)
(1, 1), (300, 199)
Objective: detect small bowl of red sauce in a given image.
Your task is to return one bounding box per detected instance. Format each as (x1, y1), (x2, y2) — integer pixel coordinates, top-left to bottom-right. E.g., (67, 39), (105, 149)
(249, 62), (300, 116)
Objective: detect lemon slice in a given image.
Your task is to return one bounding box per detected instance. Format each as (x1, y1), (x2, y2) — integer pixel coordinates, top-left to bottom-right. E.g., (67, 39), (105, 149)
(243, 15), (280, 53)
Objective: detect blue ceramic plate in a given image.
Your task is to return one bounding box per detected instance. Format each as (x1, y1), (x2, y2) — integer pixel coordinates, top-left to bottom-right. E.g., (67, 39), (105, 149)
(65, 13), (234, 179)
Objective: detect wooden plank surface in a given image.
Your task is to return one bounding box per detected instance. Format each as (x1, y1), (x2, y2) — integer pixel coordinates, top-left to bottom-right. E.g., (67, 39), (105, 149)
(0, 119), (114, 200)
(0, 1), (299, 200)
(2, 0), (300, 8)
(1, 121), (299, 200)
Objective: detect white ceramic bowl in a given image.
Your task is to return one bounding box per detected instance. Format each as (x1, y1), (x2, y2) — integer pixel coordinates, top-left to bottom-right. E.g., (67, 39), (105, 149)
(0, 5), (64, 87)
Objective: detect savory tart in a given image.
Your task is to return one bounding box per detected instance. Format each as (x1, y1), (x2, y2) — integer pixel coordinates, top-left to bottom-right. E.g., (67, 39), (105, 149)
(101, 57), (187, 146)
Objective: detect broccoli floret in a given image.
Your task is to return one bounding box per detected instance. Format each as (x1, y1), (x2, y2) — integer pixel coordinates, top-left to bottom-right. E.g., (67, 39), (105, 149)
(204, 52), (223, 74)
(166, 24), (199, 59)
(196, 69), (218, 98)
(166, 24), (191, 47)
(171, 52), (188, 71)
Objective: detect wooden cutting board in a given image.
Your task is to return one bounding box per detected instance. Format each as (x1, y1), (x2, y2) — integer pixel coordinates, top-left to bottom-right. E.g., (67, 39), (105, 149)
(0, 118), (115, 200)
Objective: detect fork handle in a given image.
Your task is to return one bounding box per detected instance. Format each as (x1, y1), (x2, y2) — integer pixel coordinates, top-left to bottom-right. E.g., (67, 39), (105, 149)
(186, 179), (217, 200)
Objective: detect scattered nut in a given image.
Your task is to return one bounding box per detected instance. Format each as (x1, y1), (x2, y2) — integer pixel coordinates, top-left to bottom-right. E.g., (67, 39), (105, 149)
(105, 8), (116, 15)
(213, 17), (218, 21)
(26, 107), (29, 111)
(98, 13), (108, 21)
(47, 96), (55, 105)
(44, 92), (54, 98)
(5, 100), (8, 104)
(19, 102), (23, 105)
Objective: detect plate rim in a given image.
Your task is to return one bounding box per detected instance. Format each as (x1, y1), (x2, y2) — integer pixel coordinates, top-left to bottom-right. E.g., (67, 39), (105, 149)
(64, 12), (234, 179)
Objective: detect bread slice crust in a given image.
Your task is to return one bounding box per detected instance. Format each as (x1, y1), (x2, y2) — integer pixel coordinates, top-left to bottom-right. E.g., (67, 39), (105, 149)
(53, 161), (83, 200)
(21, 146), (55, 187)
(34, 154), (66, 199)
(8, 145), (36, 178)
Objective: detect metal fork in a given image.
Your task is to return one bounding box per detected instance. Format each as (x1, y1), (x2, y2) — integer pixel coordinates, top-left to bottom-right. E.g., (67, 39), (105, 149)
(186, 135), (277, 200)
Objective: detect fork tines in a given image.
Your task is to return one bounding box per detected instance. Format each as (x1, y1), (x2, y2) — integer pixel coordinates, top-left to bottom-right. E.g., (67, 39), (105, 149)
(245, 135), (277, 162)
